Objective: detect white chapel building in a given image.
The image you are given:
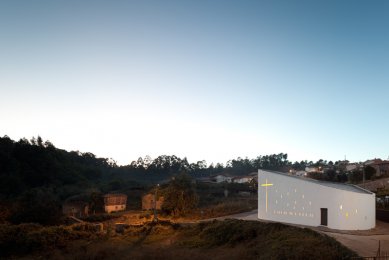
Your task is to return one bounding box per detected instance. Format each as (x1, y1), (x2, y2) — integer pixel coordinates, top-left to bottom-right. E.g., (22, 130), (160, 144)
(258, 169), (375, 230)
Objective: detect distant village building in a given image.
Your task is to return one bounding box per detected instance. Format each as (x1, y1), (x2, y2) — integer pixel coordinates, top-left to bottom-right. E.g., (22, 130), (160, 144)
(103, 194), (127, 213)
(346, 163), (359, 172)
(63, 200), (89, 218)
(142, 194), (164, 210)
(295, 170), (307, 177)
(258, 169), (375, 230)
(365, 159), (389, 176)
(213, 174), (232, 183)
(358, 177), (389, 192)
(232, 176), (254, 184)
(305, 166), (324, 173)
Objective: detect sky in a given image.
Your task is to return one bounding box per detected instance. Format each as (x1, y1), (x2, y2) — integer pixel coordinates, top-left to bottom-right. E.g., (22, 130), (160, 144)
(0, 0), (388, 166)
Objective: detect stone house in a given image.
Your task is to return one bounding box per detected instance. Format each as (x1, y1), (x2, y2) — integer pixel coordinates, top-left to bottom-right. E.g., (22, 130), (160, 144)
(232, 176), (254, 184)
(103, 193), (127, 213)
(63, 200), (89, 218)
(212, 174), (232, 183)
(142, 193), (164, 210)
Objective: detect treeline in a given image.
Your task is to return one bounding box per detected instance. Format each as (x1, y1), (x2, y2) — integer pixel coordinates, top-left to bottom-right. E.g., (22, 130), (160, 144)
(0, 136), (289, 201)
(1, 135), (344, 197)
(0, 136), (287, 188)
(121, 153), (291, 177)
(0, 135), (339, 225)
(1, 135), (354, 196)
(0, 136), (116, 200)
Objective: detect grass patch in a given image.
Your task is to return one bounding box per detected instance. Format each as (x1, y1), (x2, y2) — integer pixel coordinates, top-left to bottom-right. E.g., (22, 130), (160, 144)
(81, 213), (120, 222)
(0, 223), (100, 257)
(181, 219), (357, 259)
(1, 220), (357, 259)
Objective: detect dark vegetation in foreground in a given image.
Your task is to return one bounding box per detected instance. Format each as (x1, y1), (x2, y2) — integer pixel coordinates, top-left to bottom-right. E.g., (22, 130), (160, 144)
(0, 219), (357, 260)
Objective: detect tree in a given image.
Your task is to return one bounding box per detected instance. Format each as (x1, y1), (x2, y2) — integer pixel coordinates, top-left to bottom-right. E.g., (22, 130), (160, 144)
(364, 166), (376, 180)
(324, 169), (337, 182)
(37, 136), (43, 147)
(349, 170), (363, 183)
(89, 192), (104, 214)
(161, 173), (198, 216)
(9, 188), (62, 225)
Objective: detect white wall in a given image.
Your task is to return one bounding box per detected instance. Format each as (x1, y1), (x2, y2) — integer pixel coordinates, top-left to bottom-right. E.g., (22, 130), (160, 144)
(233, 177), (252, 183)
(105, 204), (126, 213)
(215, 175), (232, 183)
(258, 170), (375, 230)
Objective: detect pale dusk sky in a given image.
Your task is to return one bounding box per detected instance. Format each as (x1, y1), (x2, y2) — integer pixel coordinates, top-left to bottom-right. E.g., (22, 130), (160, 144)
(1, 1), (388, 165)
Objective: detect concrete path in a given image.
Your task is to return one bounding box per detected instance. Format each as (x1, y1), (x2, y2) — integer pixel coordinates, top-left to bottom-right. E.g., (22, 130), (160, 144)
(211, 209), (259, 221)
(324, 232), (389, 257)
(216, 209), (389, 257)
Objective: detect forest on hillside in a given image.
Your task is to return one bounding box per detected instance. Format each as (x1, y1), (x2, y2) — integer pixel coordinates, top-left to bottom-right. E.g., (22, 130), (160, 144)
(0, 135), (293, 198)
(0, 135), (353, 225)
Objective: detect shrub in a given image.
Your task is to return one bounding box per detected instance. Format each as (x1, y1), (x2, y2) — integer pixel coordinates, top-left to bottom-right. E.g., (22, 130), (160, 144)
(182, 220), (357, 259)
(81, 213), (119, 222)
(0, 223), (97, 257)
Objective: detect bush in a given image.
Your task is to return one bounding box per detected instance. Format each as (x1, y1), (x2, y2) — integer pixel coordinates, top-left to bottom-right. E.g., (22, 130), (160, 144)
(161, 173), (199, 216)
(182, 220), (357, 259)
(0, 223), (97, 257)
(9, 188), (62, 225)
(81, 213), (119, 222)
